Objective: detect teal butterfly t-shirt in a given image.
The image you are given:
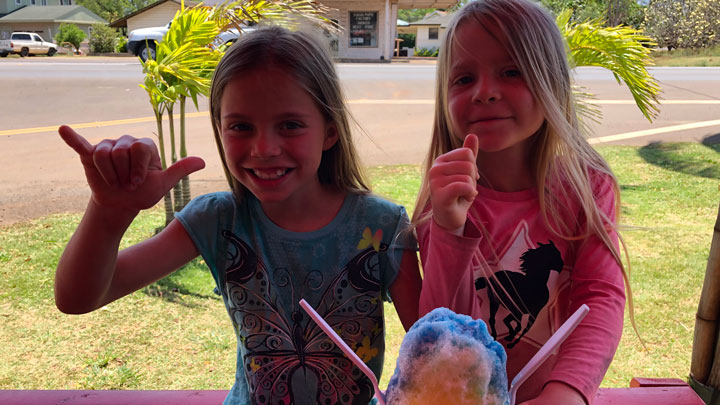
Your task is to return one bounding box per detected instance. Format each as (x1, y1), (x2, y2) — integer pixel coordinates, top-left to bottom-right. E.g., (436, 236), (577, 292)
(175, 191), (414, 405)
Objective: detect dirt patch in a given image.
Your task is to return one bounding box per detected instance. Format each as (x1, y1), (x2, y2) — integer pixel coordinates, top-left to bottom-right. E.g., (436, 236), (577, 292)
(0, 179), (228, 227)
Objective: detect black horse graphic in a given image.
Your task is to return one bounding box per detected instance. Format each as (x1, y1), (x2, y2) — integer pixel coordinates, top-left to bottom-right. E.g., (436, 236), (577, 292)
(474, 240), (564, 349)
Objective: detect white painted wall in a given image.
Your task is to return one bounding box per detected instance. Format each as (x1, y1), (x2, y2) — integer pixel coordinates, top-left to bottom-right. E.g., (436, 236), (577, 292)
(127, 1), (179, 33)
(415, 25), (443, 51)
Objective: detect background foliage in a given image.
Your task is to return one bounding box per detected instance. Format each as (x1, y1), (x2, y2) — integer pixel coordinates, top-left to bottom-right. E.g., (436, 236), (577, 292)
(88, 23), (119, 54)
(54, 23), (86, 53)
(644, 0), (720, 50)
(76, 0), (154, 23)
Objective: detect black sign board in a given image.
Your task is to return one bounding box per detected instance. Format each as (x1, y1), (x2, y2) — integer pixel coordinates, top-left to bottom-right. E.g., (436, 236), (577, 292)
(350, 11), (377, 47)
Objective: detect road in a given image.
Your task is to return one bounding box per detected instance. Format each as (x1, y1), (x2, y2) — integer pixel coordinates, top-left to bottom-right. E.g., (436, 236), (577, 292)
(1, 57), (719, 225)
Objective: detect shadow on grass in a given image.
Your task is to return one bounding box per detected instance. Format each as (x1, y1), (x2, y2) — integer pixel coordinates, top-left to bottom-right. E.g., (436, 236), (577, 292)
(142, 260), (218, 307)
(637, 134), (720, 180)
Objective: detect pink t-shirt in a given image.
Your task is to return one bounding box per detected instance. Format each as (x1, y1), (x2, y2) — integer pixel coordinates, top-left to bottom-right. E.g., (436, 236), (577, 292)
(417, 174), (625, 404)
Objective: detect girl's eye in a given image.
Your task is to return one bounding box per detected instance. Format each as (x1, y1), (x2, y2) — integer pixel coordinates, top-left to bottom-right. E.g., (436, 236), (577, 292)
(281, 121), (304, 131)
(502, 69), (522, 78)
(227, 122), (252, 133)
(453, 75), (473, 85)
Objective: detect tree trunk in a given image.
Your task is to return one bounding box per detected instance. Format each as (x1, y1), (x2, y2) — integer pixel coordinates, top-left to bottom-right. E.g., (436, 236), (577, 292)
(154, 108), (174, 226)
(691, 201), (720, 386)
(168, 105), (182, 215)
(180, 96), (191, 209)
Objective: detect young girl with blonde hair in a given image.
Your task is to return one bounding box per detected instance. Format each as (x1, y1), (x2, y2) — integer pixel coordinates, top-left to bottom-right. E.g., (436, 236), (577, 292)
(414, 0), (628, 403)
(56, 26), (421, 405)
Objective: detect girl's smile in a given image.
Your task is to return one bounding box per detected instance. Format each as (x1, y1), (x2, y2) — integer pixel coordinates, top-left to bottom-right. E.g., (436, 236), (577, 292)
(247, 167), (292, 181)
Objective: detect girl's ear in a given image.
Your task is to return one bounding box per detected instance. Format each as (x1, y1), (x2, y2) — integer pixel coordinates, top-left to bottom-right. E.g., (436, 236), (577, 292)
(323, 122), (339, 151)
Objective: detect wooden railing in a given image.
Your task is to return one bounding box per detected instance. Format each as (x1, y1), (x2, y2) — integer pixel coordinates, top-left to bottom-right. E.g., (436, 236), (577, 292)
(0, 378), (705, 405)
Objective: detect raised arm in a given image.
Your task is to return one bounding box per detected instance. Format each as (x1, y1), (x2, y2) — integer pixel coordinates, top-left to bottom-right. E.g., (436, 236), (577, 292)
(54, 125), (205, 314)
(418, 134), (483, 317)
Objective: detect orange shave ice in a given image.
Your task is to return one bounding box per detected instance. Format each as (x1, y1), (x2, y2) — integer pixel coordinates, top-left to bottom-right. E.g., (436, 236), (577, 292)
(385, 308), (509, 405)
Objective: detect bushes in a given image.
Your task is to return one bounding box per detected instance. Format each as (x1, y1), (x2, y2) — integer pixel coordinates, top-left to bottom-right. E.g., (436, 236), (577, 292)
(397, 33), (415, 49)
(115, 36), (128, 53)
(414, 47), (438, 57)
(55, 23), (86, 54)
(89, 23), (118, 54)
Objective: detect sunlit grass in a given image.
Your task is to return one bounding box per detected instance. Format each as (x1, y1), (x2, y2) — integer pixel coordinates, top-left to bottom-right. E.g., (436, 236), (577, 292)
(651, 46), (720, 67)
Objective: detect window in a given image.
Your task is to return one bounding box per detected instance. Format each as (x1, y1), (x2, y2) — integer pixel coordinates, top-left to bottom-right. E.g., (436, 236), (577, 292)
(60, 0), (71, 5)
(15, 0), (21, 5)
(349, 11), (378, 47)
(429, 27), (439, 40)
(12, 33), (32, 40)
(42, 0), (47, 4)
(31, 0), (36, 4)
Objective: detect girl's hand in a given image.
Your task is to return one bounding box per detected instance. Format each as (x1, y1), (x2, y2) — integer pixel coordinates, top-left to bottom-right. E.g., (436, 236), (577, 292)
(59, 125), (205, 214)
(429, 134), (479, 232)
(518, 382), (586, 405)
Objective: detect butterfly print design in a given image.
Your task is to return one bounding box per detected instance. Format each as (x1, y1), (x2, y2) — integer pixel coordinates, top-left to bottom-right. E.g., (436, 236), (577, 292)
(221, 230), (388, 405)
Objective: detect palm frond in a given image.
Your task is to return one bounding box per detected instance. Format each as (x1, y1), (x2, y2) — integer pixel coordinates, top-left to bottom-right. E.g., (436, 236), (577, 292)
(559, 9), (662, 122)
(218, 0), (340, 33)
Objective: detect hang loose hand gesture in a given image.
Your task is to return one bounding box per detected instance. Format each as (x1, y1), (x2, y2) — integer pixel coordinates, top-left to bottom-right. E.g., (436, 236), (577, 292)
(429, 134), (479, 233)
(59, 125), (206, 214)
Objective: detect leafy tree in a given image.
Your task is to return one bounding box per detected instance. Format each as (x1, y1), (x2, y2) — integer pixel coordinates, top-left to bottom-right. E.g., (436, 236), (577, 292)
(55, 23), (86, 54)
(88, 23), (118, 53)
(76, 0), (154, 23)
(397, 33), (415, 48)
(643, 0), (683, 50)
(398, 8), (434, 22)
(677, 0), (719, 49)
(541, 0), (645, 28)
(644, 0), (720, 50)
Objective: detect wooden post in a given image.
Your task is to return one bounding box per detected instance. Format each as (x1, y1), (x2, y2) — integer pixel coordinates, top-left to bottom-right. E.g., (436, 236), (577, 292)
(691, 201), (720, 387)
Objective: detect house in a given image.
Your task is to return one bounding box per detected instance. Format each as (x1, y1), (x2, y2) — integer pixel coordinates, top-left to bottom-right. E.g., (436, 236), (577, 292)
(0, 0), (106, 40)
(109, 0), (206, 36)
(307, 1), (457, 61)
(110, 0), (458, 61)
(408, 9), (453, 52)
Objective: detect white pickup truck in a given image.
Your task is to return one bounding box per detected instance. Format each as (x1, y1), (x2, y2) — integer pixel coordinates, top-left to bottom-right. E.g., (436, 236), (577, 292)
(127, 22), (251, 61)
(0, 32), (58, 57)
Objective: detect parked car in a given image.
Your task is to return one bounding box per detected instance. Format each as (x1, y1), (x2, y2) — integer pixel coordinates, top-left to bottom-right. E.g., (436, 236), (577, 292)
(0, 32), (58, 57)
(126, 22), (252, 61)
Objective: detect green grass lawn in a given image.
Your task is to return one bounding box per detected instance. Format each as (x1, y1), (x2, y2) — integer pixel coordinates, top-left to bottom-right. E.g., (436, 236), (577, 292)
(651, 45), (720, 67)
(0, 143), (717, 391)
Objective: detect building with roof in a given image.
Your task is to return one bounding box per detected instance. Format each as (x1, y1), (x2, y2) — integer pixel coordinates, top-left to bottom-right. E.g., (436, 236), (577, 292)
(0, 0), (106, 41)
(308, 1), (458, 61)
(109, 0), (206, 36)
(408, 9), (453, 52)
(111, 0), (458, 61)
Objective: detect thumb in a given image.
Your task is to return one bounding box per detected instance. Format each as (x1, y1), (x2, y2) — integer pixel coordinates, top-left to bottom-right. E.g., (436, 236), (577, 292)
(162, 156), (206, 189)
(463, 133), (479, 160)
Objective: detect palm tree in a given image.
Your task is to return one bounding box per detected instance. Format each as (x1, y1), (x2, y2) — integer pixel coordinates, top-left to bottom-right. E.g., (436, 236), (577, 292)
(141, 0), (337, 225)
(558, 9), (661, 127)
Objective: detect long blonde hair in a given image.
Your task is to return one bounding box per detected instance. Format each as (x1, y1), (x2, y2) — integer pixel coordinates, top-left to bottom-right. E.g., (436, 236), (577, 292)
(414, 0), (638, 330)
(209, 26), (369, 200)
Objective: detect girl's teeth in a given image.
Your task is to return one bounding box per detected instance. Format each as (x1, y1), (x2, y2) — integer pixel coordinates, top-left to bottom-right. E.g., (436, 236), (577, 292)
(253, 169), (288, 180)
